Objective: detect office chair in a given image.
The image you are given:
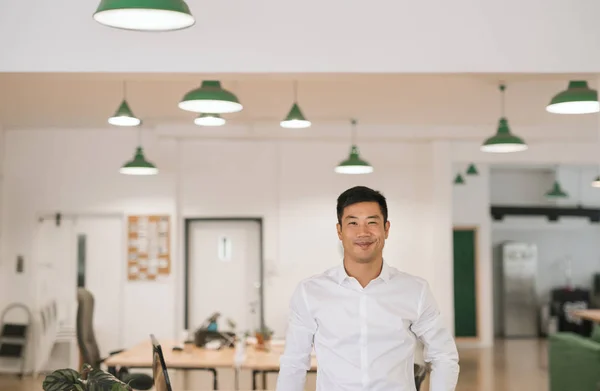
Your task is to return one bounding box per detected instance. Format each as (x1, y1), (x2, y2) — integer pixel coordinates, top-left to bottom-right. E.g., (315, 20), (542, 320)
(414, 363), (428, 390)
(76, 288), (153, 390)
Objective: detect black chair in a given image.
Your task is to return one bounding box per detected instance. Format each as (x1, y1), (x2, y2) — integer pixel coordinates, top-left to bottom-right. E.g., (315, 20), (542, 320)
(76, 288), (153, 390)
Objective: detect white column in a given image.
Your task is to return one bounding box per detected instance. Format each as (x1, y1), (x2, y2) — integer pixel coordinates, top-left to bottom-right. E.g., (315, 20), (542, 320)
(428, 140), (455, 332)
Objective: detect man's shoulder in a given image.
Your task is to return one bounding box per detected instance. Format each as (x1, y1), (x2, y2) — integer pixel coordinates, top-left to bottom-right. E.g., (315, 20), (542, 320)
(297, 265), (340, 286)
(388, 266), (429, 289)
(291, 265), (344, 294)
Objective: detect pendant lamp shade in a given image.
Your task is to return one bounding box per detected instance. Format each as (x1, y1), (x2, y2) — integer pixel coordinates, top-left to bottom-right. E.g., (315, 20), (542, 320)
(592, 176), (600, 188)
(454, 174), (465, 184)
(120, 147), (158, 175)
(108, 100), (141, 127)
(93, 0), (194, 31)
(466, 163), (478, 175)
(280, 103), (311, 128)
(179, 81), (242, 114)
(546, 81), (599, 114)
(481, 118), (528, 153)
(335, 145), (373, 174)
(545, 180), (568, 198)
(194, 113), (226, 126)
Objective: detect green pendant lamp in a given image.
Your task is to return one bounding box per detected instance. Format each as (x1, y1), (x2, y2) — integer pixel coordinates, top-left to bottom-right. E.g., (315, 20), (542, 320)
(481, 117), (528, 153)
(453, 173), (465, 185)
(93, 0), (195, 31)
(281, 82), (311, 129)
(335, 119), (373, 174)
(108, 100), (141, 127)
(108, 81), (141, 127)
(179, 81), (243, 114)
(335, 145), (373, 174)
(481, 84), (527, 153)
(545, 180), (568, 198)
(194, 113), (226, 126)
(466, 163), (478, 175)
(281, 103), (311, 129)
(592, 176), (600, 188)
(546, 80), (599, 114)
(120, 146), (158, 175)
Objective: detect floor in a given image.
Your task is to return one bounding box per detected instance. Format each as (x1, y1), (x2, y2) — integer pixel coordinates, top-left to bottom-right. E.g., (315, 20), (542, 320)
(0, 339), (548, 391)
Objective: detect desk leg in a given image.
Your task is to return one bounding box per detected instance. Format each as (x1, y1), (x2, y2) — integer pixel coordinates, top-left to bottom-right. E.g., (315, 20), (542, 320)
(209, 368), (218, 390)
(262, 371), (267, 389)
(252, 370), (258, 390)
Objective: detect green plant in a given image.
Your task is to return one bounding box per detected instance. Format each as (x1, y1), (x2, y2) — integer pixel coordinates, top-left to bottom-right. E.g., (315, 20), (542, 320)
(42, 363), (132, 391)
(256, 325), (274, 339)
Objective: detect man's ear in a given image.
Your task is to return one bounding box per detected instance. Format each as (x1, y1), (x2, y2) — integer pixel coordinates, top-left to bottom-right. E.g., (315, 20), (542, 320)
(384, 220), (390, 239)
(336, 223), (342, 239)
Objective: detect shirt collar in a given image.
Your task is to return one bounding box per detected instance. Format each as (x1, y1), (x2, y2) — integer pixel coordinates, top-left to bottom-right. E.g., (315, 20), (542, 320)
(331, 261), (391, 285)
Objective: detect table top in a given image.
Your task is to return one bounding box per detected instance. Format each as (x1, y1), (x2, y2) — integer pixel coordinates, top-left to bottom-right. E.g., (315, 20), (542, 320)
(103, 339), (317, 371)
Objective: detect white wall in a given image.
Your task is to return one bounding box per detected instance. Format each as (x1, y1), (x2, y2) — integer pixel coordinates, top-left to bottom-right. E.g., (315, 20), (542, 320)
(3, 0), (600, 73)
(0, 127), (456, 370)
(0, 128), (178, 362)
(490, 168), (555, 205)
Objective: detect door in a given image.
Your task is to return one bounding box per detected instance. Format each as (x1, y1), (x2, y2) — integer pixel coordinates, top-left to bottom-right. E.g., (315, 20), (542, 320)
(74, 217), (125, 355)
(33, 218), (77, 327)
(453, 228), (478, 339)
(33, 216), (125, 356)
(187, 220), (262, 335)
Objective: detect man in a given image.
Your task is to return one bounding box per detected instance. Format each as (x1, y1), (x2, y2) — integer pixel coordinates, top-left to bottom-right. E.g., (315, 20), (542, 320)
(276, 186), (459, 391)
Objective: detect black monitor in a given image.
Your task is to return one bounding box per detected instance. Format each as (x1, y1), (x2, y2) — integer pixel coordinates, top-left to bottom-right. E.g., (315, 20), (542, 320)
(151, 334), (173, 391)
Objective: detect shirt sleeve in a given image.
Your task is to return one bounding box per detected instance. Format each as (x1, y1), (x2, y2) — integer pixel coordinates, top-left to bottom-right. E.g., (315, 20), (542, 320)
(275, 282), (318, 391)
(411, 281), (460, 391)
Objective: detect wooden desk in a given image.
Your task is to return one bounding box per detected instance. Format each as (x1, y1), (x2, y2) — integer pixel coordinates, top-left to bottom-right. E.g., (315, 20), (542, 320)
(572, 309), (600, 323)
(104, 340), (235, 369)
(103, 340), (317, 390)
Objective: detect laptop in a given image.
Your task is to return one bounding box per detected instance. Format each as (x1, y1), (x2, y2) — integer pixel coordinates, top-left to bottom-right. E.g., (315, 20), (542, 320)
(151, 334), (173, 391)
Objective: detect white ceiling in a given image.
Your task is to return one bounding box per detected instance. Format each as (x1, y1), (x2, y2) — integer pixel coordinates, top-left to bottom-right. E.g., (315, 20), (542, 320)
(0, 73), (599, 142)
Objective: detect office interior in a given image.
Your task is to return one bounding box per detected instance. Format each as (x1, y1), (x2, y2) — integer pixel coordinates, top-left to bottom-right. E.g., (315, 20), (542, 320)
(2, 1), (600, 390)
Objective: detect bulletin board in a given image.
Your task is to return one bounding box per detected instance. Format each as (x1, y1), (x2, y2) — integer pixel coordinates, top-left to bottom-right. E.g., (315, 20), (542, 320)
(127, 215), (171, 281)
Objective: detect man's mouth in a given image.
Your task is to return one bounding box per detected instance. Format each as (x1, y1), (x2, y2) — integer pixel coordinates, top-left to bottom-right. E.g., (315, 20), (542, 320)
(355, 241), (374, 249)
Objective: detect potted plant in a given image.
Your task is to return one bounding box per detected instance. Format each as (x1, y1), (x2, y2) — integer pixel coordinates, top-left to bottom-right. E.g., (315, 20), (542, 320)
(42, 363), (133, 391)
(254, 325), (274, 351)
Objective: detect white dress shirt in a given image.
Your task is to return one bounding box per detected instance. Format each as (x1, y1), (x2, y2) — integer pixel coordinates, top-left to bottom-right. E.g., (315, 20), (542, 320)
(276, 262), (459, 391)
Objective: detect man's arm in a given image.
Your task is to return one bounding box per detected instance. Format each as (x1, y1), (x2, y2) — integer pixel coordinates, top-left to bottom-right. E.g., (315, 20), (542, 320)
(276, 282), (317, 391)
(411, 281), (460, 390)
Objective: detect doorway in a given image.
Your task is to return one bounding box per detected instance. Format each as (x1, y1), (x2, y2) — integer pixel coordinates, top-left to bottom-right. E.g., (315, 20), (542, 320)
(453, 227), (479, 341)
(184, 218), (264, 335)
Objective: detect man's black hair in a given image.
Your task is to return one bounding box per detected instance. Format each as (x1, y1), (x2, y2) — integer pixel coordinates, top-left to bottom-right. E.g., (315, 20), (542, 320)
(336, 186), (388, 225)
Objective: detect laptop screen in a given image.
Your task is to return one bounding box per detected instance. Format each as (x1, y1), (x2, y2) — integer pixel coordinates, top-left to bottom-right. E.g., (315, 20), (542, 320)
(151, 334), (173, 391)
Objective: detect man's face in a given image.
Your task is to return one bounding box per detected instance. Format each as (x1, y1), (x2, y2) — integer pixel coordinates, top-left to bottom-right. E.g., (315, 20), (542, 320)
(336, 201), (390, 264)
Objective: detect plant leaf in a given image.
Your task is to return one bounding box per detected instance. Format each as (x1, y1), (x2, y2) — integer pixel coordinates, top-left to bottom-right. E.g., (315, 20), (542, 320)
(87, 367), (132, 391)
(42, 368), (82, 391)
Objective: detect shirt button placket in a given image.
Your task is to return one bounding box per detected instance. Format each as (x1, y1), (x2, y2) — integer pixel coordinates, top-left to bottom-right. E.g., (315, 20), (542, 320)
(360, 293), (369, 388)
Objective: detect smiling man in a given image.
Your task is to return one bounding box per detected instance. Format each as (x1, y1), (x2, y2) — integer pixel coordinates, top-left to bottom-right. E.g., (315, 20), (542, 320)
(276, 186), (459, 391)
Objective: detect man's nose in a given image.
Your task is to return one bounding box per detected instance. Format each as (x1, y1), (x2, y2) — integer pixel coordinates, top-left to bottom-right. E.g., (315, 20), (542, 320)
(357, 224), (370, 235)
